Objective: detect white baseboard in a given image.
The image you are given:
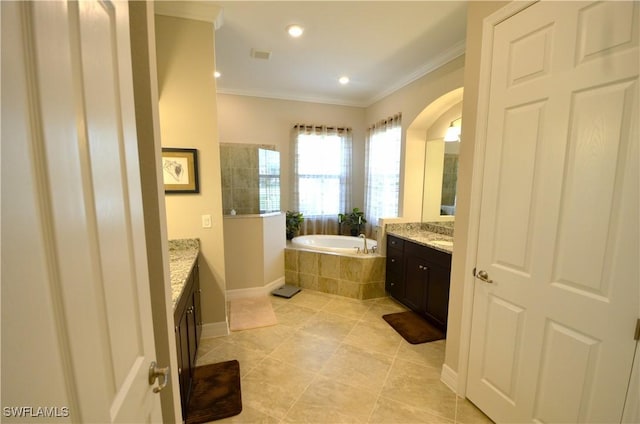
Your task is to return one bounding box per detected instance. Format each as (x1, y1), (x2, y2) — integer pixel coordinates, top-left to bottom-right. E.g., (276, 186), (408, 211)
(201, 320), (229, 338)
(441, 363), (458, 394)
(225, 277), (285, 300)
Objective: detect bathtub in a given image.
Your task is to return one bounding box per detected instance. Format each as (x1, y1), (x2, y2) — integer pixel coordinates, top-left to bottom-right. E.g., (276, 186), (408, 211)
(286, 235), (385, 300)
(291, 234), (378, 254)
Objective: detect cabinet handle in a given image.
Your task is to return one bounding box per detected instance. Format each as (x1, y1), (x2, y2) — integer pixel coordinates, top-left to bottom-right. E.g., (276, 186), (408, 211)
(390, 282), (395, 286)
(187, 306), (194, 314)
(418, 265), (429, 271)
(391, 258), (395, 263)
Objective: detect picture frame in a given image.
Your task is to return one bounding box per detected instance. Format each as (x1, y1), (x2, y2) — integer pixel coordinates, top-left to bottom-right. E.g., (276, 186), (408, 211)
(162, 148), (200, 194)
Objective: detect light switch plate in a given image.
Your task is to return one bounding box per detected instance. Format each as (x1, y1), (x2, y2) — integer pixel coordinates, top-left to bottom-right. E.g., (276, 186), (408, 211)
(201, 214), (212, 228)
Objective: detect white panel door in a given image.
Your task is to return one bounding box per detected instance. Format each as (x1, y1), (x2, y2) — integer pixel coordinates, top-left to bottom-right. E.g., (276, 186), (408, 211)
(2, 1), (164, 422)
(467, 1), (639, 422)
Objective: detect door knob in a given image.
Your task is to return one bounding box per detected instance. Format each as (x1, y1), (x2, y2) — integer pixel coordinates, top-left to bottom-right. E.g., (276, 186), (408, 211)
(148, 361), (170, 393)
(476, 269), (493, 284)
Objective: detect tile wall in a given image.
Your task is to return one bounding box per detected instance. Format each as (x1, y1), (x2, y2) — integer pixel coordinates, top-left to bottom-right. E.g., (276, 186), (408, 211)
(285, 248), (386, 300)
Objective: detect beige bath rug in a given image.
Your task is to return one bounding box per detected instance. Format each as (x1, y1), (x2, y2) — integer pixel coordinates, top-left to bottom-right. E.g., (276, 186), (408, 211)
(229, 296), (278, 331)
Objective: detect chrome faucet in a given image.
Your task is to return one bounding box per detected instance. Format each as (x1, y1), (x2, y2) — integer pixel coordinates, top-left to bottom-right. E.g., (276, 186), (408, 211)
(359, 233), (369, 254)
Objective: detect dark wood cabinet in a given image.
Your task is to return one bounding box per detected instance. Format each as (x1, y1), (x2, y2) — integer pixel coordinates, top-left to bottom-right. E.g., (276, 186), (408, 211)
(385, 236), (405, 300)
(403, 254), (429, 313)
(174, 261), (201, 419)
(385, 234), (451, 331)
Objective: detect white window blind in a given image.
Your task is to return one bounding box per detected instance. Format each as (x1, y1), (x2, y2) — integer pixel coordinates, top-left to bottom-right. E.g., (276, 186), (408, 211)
(365, 114), (402, 229)
(291, 125), (352, 234)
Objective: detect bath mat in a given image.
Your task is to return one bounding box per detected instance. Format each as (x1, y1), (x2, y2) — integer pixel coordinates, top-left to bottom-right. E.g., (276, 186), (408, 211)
(382, 311), (445, 344)
(229, 296), (278, 331)
(186, 360), (242, 424)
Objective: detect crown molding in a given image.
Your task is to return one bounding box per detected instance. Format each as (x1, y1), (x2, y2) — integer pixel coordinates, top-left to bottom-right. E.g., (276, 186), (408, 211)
(366, 40), (466, 106)
(154, 1), (224, 29)
(217, 40), (465, 108)
(216, 87), (368, 108)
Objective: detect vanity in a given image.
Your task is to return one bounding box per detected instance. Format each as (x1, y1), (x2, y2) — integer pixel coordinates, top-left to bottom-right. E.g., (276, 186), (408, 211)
(169, 239), (201, 418)
(385, 223), (453, 332)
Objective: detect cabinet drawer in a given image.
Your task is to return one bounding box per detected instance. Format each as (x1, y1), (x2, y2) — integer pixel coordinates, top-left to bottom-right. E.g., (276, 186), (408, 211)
(387, 235), (404, 250)
(385, 246), (404, 298)
(405, 240), (451, 268)
(386, 247), (404, 277)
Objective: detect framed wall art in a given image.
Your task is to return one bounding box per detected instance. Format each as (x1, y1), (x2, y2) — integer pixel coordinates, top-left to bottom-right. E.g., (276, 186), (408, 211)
(162, 148), (200, 194)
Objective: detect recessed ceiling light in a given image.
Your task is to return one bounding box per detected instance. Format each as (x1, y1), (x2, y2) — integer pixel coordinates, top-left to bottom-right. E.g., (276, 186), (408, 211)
(214, 71), (221, 78)
(287, 24), (304, 38)
(339, 76), (350, 85)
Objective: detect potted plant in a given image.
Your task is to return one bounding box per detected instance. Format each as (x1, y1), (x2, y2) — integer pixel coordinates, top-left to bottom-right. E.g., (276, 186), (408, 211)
(338, 207), (367, 236)
(286, 211), (304, 240)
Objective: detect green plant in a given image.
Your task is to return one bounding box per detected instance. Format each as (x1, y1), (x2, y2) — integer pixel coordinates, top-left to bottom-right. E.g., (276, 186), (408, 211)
(338, 207), (367, 235)
(286, 211), (304, 240)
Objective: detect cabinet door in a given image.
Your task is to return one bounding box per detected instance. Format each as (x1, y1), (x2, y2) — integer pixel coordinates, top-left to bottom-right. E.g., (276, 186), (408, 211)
(403, 255), (428, 314)
(386, 246), (405, 299)
(176, 311), (190, 417)
(193, 264), (202, 347)
(187, 292), (198, 373)
(425, 265), (450, 330)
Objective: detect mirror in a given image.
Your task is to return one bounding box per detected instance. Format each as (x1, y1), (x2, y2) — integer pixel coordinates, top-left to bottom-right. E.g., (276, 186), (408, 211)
(440, 137), (460, 216)
(220, 143), (281, 215)
(420, 100), (462, 222)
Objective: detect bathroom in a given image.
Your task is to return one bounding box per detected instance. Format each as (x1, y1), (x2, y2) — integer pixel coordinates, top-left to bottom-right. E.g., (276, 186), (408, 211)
(156, 3), (465, 331)
(155, 0), (471, 419)
(5, 1), (636, 422)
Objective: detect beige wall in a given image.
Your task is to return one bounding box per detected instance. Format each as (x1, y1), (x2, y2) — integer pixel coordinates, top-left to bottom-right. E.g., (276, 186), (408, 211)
(155, 15), (227, 325)
(217, 56), (465, 225)
(216, 94), (367, 211)
(365, 56), (465, 220)
(445, 1), (509, 376)
(223, 213), (285, 291)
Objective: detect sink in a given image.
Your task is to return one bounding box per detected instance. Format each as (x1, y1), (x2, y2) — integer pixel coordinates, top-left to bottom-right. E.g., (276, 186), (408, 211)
(430, 240), (453, 248)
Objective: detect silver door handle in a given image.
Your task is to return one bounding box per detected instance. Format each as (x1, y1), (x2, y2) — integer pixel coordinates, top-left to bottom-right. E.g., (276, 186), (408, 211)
(476, 269), (493, 284)
(148, 361), (170, 393)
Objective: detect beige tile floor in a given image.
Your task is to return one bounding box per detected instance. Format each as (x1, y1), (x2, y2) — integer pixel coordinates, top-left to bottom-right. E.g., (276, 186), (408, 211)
(196, 290), (493, 424)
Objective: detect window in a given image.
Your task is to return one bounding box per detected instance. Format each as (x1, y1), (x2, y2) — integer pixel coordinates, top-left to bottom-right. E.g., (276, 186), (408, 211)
(291, 125), (352, 229)
(365, 114), (402, 227)
(258, 148), (280, 213)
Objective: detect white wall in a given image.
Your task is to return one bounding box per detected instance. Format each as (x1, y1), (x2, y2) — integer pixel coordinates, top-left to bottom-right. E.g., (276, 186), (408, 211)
(155, 15), (227, 325)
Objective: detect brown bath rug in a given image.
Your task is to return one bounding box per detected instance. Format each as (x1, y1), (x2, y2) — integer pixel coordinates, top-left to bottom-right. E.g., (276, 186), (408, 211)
(186, 360), (242, 424)
(382, 311), (445, 344)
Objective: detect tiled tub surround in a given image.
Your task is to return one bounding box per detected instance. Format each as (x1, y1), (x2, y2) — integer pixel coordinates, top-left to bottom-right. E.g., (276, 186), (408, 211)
(385, 221), (454, 254)
(285, 247), (386, 300)
(168, 238), (200, 308)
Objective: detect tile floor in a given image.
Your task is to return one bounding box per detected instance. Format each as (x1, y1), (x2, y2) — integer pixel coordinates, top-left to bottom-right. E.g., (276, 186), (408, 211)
(196, 290), (493, 424)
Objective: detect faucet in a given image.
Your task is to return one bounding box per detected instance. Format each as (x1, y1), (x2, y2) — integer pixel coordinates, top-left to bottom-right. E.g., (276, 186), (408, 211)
(359, 233), (369, 254)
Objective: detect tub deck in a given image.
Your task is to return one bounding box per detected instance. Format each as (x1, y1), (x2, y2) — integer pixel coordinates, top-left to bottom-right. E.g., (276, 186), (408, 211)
(285, 243), (386, 300)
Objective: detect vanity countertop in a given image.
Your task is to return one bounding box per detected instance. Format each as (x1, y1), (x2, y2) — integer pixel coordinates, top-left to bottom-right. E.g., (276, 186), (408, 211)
(168, 238), (200, 309)
(386, 222), (454, 254)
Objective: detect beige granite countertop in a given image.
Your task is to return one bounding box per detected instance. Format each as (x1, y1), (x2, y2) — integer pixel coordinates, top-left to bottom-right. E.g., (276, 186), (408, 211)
(169, 239), (200, 309)
(386, 222), (454, 254)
